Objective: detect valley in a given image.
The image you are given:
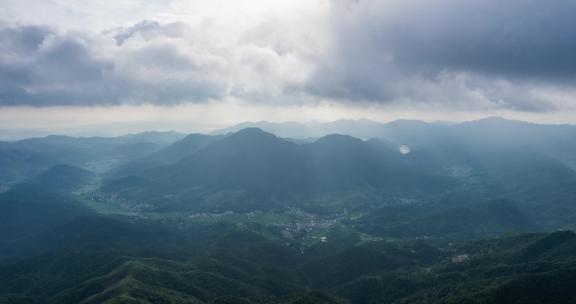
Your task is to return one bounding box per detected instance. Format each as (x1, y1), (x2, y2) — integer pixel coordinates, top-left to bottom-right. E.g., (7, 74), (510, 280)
(1, 118), (576, 303)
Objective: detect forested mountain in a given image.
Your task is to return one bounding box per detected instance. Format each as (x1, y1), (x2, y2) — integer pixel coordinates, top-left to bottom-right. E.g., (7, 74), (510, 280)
(100, 120), (576, 230)
(1, 215), (576, 304)
(1, 118), (576, 303)
(0, 131), (185, 187)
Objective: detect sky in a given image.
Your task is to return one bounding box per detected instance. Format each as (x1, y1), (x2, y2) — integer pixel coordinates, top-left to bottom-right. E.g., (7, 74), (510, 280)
(1, 0), (576, 136)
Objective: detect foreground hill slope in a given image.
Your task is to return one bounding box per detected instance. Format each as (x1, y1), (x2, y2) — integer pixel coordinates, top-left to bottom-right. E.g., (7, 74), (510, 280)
(1, 215), (575, 304)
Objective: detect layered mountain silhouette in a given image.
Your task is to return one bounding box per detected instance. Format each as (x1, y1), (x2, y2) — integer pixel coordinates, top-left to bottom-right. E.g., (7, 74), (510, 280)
(2, 118), (576, 303)
(102, 120), (576, 222)
(104, 128), (455, 211)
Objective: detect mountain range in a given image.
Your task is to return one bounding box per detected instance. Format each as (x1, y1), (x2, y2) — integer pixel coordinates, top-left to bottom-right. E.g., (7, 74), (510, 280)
(1, 117), (576, 303)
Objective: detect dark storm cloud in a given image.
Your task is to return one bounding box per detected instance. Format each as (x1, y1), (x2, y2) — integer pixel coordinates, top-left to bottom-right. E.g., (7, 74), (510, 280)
(0, 23), (226, 106)
(306, 0), (576, 111)
(0, 25), (49, 54)
(381, 0), (576, 80)
(0, 24), (118, 106)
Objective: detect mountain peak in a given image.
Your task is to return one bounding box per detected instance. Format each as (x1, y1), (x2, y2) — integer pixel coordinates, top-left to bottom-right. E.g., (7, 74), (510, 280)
(465, 116), (528, 125)
(314, 133), (364, 145)
(233, 127), (277, 139)
(217, 127), (286, 148)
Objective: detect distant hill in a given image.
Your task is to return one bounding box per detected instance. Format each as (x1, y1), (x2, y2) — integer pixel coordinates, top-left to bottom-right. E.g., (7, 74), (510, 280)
(105, 128), (451, 211)
(213, 118), (576, 167)
(118, 130), (186, 145)
(104, 122), (576, 229)
(0, 131), (185, 186)
(108, 133), (224, 178)
(25, 164), (96, 191)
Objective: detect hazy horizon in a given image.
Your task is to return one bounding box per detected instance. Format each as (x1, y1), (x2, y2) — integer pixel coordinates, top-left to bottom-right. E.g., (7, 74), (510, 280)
(3, 115), (576, 141)
(2, 0), (576, 132)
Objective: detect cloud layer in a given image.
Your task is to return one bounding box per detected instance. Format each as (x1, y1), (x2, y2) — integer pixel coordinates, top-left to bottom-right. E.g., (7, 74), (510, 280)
(306, 0), (576, 112)
(1, 0), (576, 113)
(0, 25), (116, 105)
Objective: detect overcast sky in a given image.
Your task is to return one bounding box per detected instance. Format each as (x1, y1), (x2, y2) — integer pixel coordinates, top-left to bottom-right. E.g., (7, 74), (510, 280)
(1, 0), (576, 134)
